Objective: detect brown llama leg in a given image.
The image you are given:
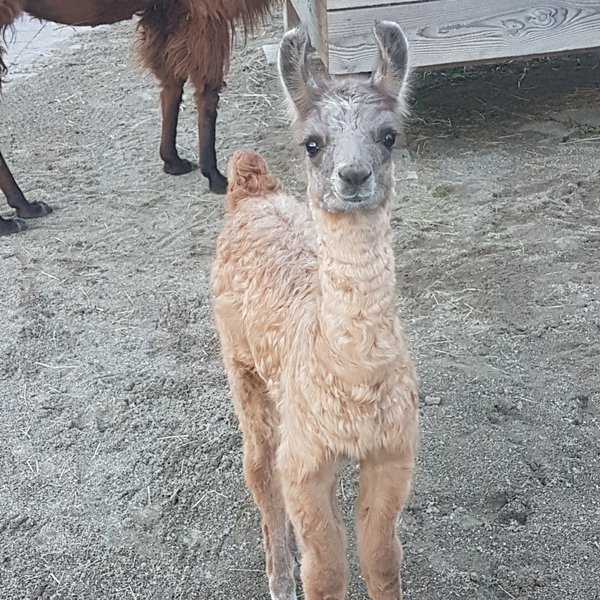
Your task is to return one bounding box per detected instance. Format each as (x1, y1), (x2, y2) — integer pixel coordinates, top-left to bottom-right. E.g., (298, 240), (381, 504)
(0, 150), (52, 235)
(228, 362), (296, 600)
(356, 448), (415, 600)
(281, 457), (348, 600)
(1, 1), (51, 235)
(138, 5), (228, 192)
(137, 6), (198, 179)
(159, 77), (196, 176)
(0, 214), (24, 235)
(192, 84), (227, 195)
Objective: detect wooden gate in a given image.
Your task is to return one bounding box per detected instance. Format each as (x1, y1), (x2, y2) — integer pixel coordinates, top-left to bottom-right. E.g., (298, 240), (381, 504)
(285, 0), (600, 73)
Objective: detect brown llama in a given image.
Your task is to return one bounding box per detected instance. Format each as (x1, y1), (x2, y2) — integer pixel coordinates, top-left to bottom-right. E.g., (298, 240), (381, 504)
(212, 22), (419, 600)
(0, 0), (271, 236)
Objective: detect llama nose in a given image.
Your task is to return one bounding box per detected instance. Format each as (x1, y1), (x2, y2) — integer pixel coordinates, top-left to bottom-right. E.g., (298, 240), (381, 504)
(338, 165), (372, 188)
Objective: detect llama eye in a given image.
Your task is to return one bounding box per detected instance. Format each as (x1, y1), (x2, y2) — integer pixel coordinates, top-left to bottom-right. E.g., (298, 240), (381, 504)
(382, 131), (396, 149)
(304, 139), (320, 157)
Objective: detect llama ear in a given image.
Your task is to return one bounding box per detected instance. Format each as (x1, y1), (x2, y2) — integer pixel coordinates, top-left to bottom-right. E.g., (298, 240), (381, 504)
(370, 20), (410, 108)
(278, 27), (314, 118)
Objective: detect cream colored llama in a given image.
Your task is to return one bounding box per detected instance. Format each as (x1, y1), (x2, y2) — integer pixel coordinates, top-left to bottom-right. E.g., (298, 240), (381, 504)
(211, 21), (419, 600)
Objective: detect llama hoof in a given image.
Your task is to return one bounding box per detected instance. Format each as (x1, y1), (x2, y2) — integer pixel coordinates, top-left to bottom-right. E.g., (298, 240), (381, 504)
(163, 158), (197, 176)
(16, 200), (52, 219)
(0, 217), (27, 236)
(207, 171), (228, 195)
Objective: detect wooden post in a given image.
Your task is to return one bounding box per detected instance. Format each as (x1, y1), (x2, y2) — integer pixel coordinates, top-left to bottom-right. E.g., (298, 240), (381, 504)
(284, 0), (301, 30)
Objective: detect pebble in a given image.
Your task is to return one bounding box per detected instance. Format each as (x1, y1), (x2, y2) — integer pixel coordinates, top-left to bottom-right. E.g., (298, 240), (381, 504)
(424, 395), (442, 406)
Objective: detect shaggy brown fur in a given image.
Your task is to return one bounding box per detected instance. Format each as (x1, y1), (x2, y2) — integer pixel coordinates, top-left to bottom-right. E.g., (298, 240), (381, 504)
(212, 23), (419, 600)
(0, 0), (271, 236)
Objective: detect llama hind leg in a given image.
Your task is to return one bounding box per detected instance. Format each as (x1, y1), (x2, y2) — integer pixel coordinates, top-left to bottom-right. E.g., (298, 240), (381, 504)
(159, 77), (196, 175)
(191, 84), (227, 195)
(280, 456), (348, 600)
(1, 2), (51, 233)
(357, 448), (415, 600)
(137, 11), (196, 177)
(0, 149), (26, 235)
(229, 364), (296, 600)
(0, 151), (51, 235)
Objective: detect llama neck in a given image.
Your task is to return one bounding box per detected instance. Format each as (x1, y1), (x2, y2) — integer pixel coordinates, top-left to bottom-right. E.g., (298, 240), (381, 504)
(310, 196), (399, 383)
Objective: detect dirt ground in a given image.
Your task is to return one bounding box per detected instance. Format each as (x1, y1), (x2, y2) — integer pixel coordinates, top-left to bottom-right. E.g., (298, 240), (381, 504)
(1, 12), (599, 600)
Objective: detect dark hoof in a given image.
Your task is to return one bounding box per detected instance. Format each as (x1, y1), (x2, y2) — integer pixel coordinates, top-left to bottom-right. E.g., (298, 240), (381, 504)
(163, 158), (197, 176)
(207, 171), (228, 195)
(16, 200), (53, 219)
(0, 217), (27, 236)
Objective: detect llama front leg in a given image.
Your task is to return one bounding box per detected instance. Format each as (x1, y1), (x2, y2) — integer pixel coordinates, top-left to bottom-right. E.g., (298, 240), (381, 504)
(280, 456), (348, 600)
(192, 86), (227, 195)
(0, 150), (51, 235)
(357, 448), (415, 600)
(159, 77), (196, 175)
(228, 365), (296, 600)
(0, 214), (25, 236)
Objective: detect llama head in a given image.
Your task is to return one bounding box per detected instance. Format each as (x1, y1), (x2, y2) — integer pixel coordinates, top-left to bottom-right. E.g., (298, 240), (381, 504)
(278, 21), (411, 214)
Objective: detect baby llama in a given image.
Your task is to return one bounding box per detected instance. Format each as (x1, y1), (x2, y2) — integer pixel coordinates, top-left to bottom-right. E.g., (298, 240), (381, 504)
(212, 21), (419, 600)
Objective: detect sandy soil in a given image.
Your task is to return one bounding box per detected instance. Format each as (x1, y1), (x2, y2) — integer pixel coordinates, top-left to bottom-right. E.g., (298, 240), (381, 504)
(0, 13), (599, 600)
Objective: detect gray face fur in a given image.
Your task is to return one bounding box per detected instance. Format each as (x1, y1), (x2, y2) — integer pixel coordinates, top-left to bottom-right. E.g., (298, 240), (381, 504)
(278, 21), (411, 213)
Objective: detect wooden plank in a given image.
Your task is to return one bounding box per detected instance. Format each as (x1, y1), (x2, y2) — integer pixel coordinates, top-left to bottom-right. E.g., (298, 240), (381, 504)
(289, 0), (329, 61)
(326, 0), (600, 73)
(284, 0), (301, 29)
(327, 0), (424, 10)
